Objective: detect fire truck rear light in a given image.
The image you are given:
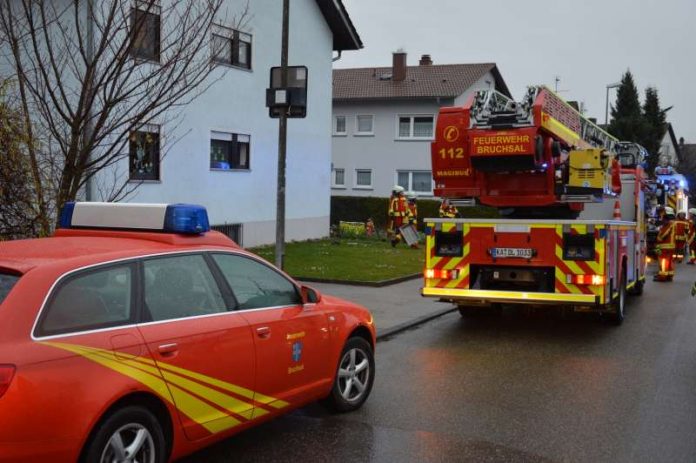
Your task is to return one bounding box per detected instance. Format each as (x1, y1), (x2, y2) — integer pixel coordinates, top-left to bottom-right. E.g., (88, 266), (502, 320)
(0, 365), (15, 398)
(425, 269), (459, 280)
(568, 274), (605, 285)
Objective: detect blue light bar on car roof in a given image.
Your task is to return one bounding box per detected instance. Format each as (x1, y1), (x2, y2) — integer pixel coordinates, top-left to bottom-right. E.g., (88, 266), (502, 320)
(59, 202), (210, 234)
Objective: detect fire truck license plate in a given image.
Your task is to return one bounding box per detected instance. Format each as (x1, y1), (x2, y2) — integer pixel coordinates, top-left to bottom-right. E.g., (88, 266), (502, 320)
(491, 248), (534, 258)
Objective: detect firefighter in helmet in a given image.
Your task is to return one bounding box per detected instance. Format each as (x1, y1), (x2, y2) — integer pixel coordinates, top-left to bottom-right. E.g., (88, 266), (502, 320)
(674, 211), (691, 263)
(654, 206), (677, 282)
(688, 208), (696, 264)
(439, 198), (459, 218)
(387, 185), (411, 247)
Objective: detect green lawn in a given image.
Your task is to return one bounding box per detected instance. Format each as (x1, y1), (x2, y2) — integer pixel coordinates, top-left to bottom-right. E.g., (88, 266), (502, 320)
(250, 238), (425, 282)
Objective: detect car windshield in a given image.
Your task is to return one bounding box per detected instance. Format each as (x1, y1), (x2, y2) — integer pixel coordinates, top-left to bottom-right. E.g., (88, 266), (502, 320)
(0, 273), (20, 305)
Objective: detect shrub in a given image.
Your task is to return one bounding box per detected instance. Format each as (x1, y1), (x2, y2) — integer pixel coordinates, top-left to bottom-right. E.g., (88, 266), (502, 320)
(330, 196), (499, 231)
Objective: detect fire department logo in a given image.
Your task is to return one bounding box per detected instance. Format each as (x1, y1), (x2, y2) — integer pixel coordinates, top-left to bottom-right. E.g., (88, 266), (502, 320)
(443, 126), (460, 143)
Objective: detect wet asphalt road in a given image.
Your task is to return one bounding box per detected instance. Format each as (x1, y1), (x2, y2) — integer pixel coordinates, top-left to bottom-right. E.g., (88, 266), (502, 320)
(181, 266), (696, 463)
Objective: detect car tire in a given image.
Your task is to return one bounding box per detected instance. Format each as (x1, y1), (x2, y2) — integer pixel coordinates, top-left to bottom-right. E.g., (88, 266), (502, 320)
(607, 270), (627, 326)
(629, 279), (644, 296)
(81, 405), (168, 463)
(323, 337), (375, 413)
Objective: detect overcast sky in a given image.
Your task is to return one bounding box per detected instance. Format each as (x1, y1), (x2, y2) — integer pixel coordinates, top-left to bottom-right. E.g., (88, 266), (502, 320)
(336, 0), (695, 143)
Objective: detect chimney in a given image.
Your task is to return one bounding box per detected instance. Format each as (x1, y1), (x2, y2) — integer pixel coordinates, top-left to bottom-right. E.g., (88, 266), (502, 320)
(680, 137), (685, 146)
(392, 51), (407, 82)
(588, 117), (597, 125)
(419, 54), (433, 66)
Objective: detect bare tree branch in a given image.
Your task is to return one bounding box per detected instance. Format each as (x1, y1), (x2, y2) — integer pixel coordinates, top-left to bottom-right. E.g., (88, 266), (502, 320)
(0, 0), (251, 232)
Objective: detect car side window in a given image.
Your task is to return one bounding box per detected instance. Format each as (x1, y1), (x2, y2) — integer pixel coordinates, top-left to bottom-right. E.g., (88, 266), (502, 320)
(38, 265), (133, 337)
(212, 254), (301, 310)
(143, 254), (227, 322)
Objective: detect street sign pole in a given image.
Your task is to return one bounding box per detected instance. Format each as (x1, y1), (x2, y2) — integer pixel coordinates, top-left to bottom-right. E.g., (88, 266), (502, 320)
(275, 0), (290, 270)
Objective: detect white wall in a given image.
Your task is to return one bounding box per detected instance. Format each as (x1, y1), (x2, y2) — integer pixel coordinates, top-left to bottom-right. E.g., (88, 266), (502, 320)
(93, 0), (334, 248)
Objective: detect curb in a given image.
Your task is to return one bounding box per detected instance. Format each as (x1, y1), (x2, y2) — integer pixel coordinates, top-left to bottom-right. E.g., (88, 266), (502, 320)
(297, 273), (421, 288)
(376, 306), (458, 341)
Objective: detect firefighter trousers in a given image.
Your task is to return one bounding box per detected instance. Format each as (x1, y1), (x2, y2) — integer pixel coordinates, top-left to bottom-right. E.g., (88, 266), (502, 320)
(655, 250), (675, 281)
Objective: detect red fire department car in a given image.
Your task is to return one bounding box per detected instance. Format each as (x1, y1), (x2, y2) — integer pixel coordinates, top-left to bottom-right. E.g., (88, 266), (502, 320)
(0, 203), (376, 462)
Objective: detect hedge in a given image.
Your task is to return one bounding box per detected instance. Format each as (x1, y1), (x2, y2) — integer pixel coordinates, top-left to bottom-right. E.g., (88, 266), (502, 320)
(330, 196), (499, 230)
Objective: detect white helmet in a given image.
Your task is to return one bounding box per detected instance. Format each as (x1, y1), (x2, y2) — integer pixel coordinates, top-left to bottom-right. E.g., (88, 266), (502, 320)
(392, 185), (405, 194)
(689, 208), (696, 216)
(664, 206), (675, 216)
(406, 191), (417, 200)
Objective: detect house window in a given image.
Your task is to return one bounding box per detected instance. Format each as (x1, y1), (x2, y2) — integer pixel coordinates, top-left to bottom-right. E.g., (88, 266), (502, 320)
(129, 125), (160, 181)
(356, 115), (374, 135)
(332, 168), (345, 188)
(210, 131), (250, 170)
(397, 170), (433, 194)
(355, 169), (372, 188)
(130, 1), (161, 61)
(333, 116), (347, 135)
(212, 24), (252, 70)
(397, 115), (434, 139)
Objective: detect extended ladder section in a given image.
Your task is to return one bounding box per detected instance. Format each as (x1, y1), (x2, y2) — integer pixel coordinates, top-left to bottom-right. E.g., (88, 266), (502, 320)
(431, 86), (621, 216)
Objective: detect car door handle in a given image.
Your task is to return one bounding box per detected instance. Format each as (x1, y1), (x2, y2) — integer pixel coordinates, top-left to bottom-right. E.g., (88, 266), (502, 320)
(256, 326), (271, 339)
(158, 343), (179, 356)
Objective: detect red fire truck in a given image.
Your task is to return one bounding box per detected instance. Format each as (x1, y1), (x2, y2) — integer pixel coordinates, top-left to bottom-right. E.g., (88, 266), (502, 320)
(421, 86), (647, 324)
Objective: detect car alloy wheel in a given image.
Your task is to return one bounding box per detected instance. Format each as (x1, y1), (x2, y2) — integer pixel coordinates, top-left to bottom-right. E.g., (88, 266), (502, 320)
(100, 423), (155, 463)
(338, 345), (371, 403)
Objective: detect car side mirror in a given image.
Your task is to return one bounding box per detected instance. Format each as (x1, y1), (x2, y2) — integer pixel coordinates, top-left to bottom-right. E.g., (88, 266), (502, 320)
(301, 285), (321, 304)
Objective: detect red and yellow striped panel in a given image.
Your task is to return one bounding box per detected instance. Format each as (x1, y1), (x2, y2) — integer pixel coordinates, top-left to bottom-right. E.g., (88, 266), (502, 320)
(425, 222), (471, 289)
(554, 225), (605, 301)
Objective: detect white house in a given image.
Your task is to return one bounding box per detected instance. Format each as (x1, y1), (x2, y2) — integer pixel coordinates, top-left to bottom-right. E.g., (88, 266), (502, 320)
(88, 0), (361, 247)
(331, 53), (510, 198)
(659, 122), (681, 166)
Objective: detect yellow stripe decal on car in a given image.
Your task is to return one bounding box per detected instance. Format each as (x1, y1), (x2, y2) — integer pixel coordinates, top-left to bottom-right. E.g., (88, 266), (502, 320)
(43, 342), (288, 434)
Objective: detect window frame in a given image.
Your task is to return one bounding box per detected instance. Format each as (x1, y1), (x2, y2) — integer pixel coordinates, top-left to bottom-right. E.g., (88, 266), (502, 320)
(331, 167), (346, 189)
(30, 251), (259, 341)
(355, 114), (375, 136)
(207, 252), (302, 312)
(354, 168), (373, 190)
(333, 115), (347, 136)
(210, 130), (251, 171)
(211, 24), (253, 71)
(396, 114), (435, 140)
(130, 2), (162, 63)
(33, 262), (140, 338)
(129, 124), (161, 182)
(396, 170), (434, 195)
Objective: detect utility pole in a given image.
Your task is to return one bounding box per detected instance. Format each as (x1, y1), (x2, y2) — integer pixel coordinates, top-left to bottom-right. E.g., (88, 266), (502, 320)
(275, 0), (290, 270)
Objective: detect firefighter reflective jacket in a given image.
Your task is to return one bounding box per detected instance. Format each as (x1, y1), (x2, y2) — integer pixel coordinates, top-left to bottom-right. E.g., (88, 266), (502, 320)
(408, 202), (418, 225)
(389, 196), (411, 228)
(439, 202), (458, 218)
(656, 220), (676, 251)
(674, 219), (691, 244)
